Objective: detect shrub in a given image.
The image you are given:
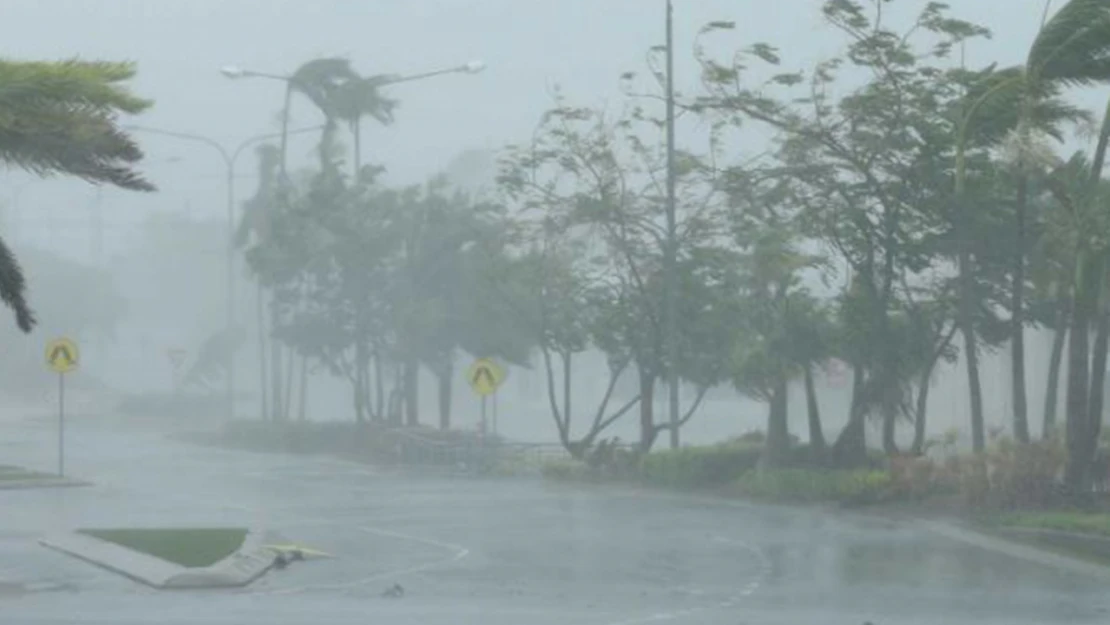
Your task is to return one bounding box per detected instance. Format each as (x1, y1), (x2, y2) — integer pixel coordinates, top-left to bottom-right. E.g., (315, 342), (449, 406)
(734, 469), (893, 505)
(638, 444), (763, 489)
(887, 438), (1065, 509)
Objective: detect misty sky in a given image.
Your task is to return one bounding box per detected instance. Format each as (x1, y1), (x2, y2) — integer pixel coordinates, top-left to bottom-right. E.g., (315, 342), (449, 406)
(0, 1), (1067, 264)
(0, 1), (1095, 442)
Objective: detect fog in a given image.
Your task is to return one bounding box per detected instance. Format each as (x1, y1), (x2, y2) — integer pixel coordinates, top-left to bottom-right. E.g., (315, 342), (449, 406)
(0, 1), (1088, 447)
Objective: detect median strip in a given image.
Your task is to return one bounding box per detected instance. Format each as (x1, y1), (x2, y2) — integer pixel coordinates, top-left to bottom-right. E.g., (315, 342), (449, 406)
(40, 526), (291, 589)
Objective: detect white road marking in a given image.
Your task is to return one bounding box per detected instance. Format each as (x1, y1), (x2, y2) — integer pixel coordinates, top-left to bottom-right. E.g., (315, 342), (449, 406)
(599, 535), (771, 625)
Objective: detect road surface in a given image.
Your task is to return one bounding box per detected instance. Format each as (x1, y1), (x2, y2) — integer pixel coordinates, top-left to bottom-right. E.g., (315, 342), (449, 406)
(0, 414), (1106, 624)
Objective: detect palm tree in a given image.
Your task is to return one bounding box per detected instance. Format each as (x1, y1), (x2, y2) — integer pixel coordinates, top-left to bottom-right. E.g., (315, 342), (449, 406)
(332, 74), (398, 179)
(953, 0), (1109, 449)
(0, 58), (153, 331)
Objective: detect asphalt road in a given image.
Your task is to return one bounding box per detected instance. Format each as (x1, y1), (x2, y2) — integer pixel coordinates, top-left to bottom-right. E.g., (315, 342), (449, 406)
(0, 415), (1107, 624)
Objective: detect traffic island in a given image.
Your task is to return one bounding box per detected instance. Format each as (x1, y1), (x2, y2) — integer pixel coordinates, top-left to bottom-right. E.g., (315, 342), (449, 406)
(0, 465), (88, 490)
(39, 527), (287, 589)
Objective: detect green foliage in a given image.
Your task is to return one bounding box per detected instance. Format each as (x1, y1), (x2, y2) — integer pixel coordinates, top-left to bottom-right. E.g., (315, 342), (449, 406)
(735, 469), (893, 505)
(638, 444), (762, 488)
(0, 57), (152, 331)
(0, 58), (153, 190)
(79, 528), (246, 568)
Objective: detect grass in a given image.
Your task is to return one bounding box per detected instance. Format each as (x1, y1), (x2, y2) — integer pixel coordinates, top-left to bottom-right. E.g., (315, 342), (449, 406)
(0, 465), (56, 481)
(734, 468), (894, 505)
(78, 528), (248, 568)
(993, 512), (1110, 538)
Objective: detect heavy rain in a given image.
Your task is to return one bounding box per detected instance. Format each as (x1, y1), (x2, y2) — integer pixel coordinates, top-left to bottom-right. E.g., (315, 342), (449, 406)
(1, 1), (1110, 624)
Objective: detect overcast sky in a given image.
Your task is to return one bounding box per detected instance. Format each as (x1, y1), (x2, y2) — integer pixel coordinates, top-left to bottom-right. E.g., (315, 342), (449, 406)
(0, 1), (1091, 438)
(0, 1), (1080, 261)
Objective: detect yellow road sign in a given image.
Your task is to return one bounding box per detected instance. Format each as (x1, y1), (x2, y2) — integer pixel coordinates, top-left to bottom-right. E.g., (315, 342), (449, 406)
(467, 357), (505, 396)
(46, 337), (79, 374)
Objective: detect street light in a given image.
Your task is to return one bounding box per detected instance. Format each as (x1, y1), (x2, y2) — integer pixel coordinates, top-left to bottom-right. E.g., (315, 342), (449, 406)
(124, 124), (324, 423)
(221, 58), (486, 162)
(664, 0), (680, 449)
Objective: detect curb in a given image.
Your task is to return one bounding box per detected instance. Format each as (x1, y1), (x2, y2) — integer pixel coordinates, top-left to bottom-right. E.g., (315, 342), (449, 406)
(919, 520), (1110, 582)
(163, 529), (277, 589)
(40, 528), (279, 589)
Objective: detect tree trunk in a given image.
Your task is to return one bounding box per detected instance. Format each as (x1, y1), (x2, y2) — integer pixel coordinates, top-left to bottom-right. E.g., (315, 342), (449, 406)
(881, 397), (899, 456)
(352, 370), (365, 424)
(438, 357), (454, 431)
(352, 348), (366, 424)
(403, 355), (419, 427)
(832, 364), (867, 467)
(1043, 312), (1068, 439)
(269, 300), (284, 422)
(954, 168), (985, 451)
(637, 366), (657, 452)
(256, 282), (269, 422)
(1065, 97), (1110, 495)
(388, 361), (404, 426)
(1011, 171), (1030, 443)
(763, 376), (790, 468)
(563, 350), (572, 436)
(1065, 255), (1099, 493)
(959, 296), (985, 452)
(283, 346), (295, 421)
(297, 355), (308, 421)
(357, 345), (371, 421)
(911, 371), (931, 455)
(374, 352), (385, 421)
(803, 364), (826, 457)
(1086, 291), (1109, 476)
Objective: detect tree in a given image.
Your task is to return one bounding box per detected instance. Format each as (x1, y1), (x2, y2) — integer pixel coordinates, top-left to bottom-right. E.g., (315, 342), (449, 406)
(498, 92), (726, 453)
(950, 0), (1102, 445)
(694, 1), (989, 462)
(0, 58), (153, 330)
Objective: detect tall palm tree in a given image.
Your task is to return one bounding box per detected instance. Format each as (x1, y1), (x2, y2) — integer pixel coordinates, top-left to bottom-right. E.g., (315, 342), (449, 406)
(953, 0), (1109, 449)
(0, 58), (153, 331)
(332, 74), (397, 179)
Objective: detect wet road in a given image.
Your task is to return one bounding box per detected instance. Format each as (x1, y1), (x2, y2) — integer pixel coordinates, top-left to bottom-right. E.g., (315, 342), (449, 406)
(0, 415), (1107, 624)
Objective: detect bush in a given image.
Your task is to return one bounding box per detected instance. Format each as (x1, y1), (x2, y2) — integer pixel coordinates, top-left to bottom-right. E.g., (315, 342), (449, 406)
(638, 444), (763, 489)
(734, 469), (893, 505)
(938, 439), (1065, 509)
(885, 439), (1065, 509)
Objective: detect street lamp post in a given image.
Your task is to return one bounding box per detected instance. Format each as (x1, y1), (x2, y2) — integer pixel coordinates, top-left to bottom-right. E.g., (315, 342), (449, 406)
(664, 0), (680, 449)
(124, 124), (323, 423)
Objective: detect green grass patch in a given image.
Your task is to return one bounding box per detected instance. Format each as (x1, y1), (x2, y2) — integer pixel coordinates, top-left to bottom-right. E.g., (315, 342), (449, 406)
(638, 444), (762, 488)
(992, 512), (1110, 538)
(0, 465), (55, 481)
(735, 468), (893, 504)
(78, 528), (247, 568)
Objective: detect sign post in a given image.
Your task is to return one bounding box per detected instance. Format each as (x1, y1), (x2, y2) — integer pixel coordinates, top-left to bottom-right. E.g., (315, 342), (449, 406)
(467, 358), (505, 433)
(45, 337), (79, 477)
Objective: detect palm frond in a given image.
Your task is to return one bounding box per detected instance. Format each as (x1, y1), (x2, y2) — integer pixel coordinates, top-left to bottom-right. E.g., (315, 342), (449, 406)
(288, 57), (360, 118)
(0, 58), (153, 190)
(0, 235), (35, 332)
(1029, 0), (1110, 86)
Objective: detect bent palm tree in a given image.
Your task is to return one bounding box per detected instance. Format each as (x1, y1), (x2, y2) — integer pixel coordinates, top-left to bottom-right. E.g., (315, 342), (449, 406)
(954, 0), (1110, 449)
(0, 58), (153, 331)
